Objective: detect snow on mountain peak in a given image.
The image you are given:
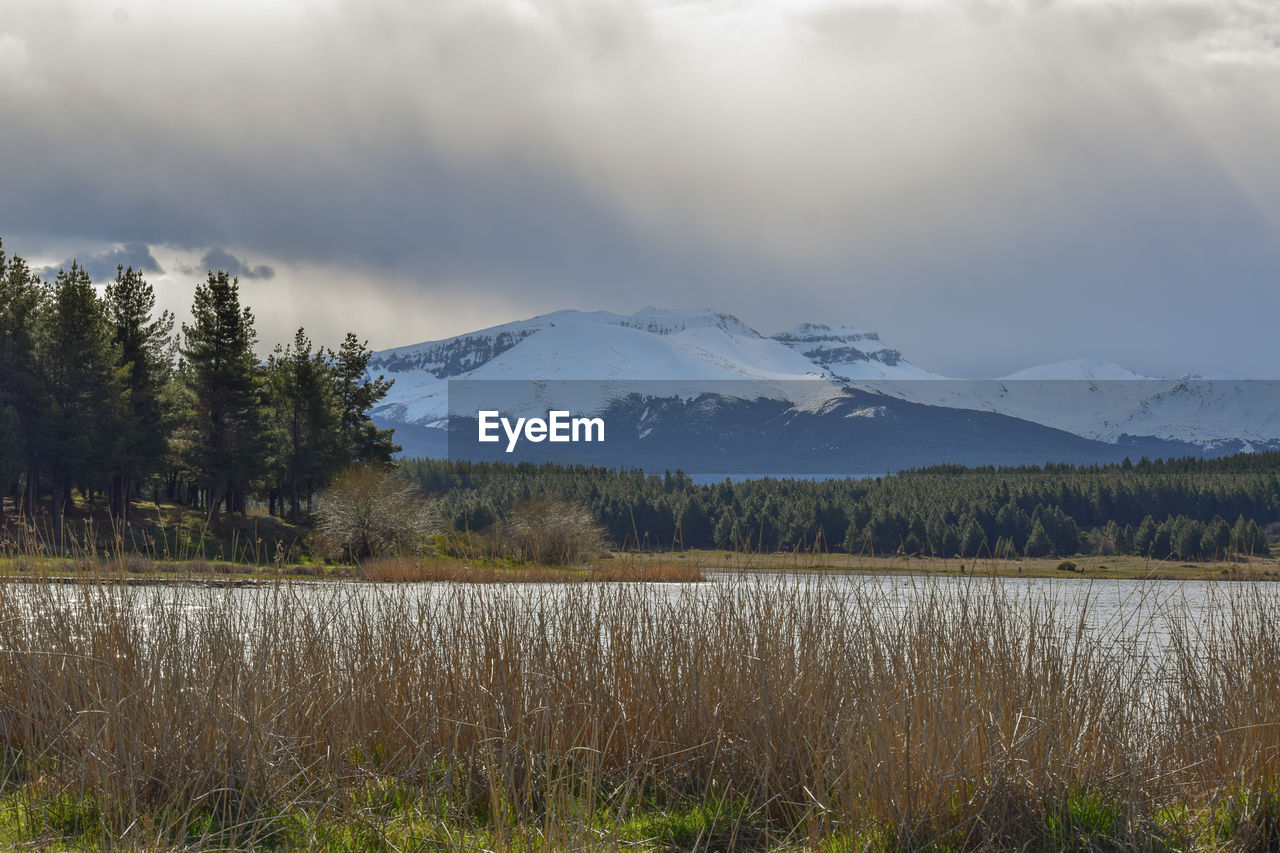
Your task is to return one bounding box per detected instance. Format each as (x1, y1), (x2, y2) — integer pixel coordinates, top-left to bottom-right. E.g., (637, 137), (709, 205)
(619, 307), (761, 338)
(771, 322), (945, 381)
(366, 307), (1280, 452)
(772, 322), (881, 344)
(1001, 358), (1153, 381)
(367, 307), (834, 425)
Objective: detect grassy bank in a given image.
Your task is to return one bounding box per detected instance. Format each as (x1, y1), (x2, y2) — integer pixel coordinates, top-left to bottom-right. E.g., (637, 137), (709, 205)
(1, 576), (1278, 850)
(660, 548), (1280, 581)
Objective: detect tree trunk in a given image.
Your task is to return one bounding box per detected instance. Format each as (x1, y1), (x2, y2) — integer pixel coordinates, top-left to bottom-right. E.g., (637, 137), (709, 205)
(51, 480), (66, 542)
(22, 464), (38, 520)
(110, 472), (129, 523)
(206, 484), (221, 522)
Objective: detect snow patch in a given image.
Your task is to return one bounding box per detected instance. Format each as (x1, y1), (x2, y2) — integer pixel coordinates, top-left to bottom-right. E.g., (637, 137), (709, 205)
(1001, 358), (1152, 381)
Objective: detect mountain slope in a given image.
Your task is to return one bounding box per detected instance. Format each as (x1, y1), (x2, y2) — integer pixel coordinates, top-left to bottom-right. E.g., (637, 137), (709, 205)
(773, 323), (946, 380)
(367, 307), (1280, 463)
(1001, 358), (1151, 381)
(369, 307), (933, 427)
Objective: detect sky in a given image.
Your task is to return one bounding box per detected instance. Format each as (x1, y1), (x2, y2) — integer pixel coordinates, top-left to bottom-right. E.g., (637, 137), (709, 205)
(2, 0), (1279, 378)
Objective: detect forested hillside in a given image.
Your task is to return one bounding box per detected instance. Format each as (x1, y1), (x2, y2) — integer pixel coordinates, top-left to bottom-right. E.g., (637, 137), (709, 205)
(0, 237), (397, 529)
(403, 455), (1279, 560)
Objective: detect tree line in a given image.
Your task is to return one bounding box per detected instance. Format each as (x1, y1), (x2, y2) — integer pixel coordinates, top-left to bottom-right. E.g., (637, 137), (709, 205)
(402, 454), (1279, 560)
(0, 237), (397, 530)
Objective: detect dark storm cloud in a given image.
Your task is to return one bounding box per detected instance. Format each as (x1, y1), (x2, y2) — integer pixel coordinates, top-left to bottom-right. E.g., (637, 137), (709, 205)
(39, 242), (164, 283)
(195, 248), (275, 281)
(0, 120), (764, 309)
(1, 1), (1278, 376)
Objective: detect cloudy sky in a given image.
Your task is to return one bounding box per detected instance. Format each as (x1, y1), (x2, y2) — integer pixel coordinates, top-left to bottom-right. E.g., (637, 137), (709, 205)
(2, 0), (1279, 377)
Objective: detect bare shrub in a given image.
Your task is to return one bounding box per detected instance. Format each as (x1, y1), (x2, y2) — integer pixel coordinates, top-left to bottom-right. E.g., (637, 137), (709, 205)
(499, 497), (607, 564)
(314, 465), (439, 562)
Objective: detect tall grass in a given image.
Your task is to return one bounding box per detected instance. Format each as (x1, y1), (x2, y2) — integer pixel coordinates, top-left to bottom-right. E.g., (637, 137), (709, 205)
(357, 555), (703, 583)
(0, 576), (1277, 850)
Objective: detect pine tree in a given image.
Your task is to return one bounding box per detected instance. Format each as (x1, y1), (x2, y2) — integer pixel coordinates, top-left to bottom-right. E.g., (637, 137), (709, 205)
(1152, 517), (1173, 560)
(940, 523), (961, 557)
(1115, 523), (1135, 556)
(1201, 515), (1230, 561)
(1171, 516), (1204, 560)
(104, 265), (174, 520)
(329, 333), (399, 465)
(180, 271), (266, 519)
(32, 263), (126, 534)
(0, 241), (46, 516)
(1024, 520), (1052, 557)
(267, 328), (343, 520)
(967, 516), (989, 557)
(1134, 515), (1157, 556)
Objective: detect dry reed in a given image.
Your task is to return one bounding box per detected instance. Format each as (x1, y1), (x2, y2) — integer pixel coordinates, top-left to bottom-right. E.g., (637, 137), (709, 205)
(0, 576), (1276, 850)
(356, 556), (704, 583)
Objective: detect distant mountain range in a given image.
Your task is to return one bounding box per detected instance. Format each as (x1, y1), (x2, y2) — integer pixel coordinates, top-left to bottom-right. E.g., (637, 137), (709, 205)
(366, 307), (1280, 472)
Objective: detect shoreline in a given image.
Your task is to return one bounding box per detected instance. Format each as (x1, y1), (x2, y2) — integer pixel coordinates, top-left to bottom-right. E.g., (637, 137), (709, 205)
(1, 550), (1276, 584)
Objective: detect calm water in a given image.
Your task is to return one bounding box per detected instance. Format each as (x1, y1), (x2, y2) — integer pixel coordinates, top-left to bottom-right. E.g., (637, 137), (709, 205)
(6, 571), (1266, 655)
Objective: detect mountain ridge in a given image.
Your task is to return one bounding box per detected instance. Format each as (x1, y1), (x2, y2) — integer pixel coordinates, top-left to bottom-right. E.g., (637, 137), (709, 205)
(366, 307), (1280, 461)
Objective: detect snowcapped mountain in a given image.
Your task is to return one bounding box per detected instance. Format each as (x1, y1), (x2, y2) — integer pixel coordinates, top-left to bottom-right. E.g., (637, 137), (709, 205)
(368, 307), (1280, 464)
(772, 323), (946, 380)
(369, 308), (869, 427)
(374, 307), (766, 379)
(876, 370), (1280, 448)
(1001, 358), (1151, 381)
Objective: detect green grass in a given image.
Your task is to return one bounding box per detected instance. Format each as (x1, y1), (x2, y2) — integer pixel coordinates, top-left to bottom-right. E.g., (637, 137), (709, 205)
(1041, 790), (1128, 850)
(7, 780), (1278, 851)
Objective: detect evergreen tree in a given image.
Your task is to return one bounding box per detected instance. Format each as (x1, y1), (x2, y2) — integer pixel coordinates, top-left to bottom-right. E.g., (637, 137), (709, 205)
(266, 328), (343, 520)
(1135, 515), (1157, 556)
(1024, 520), (1052, 557)
(1152, 517), (1173, 560)
(32, 263), (126, 533)
(899, 530), (919, 555)
(103, 265), (174, 520)
(995, 501), (1029, 550)
(329, 332), (399, 465)
(1115, 523), (1135, 556)
(940, 524), (961, 557)
(179, 271), (266, 518)
(1201, 515), (1230, 560)
(961, 515), (986, 558)
(1244, 520), (1267, 556)
(1171, 516), (1204, 560)
(0, 241), (45, 515)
